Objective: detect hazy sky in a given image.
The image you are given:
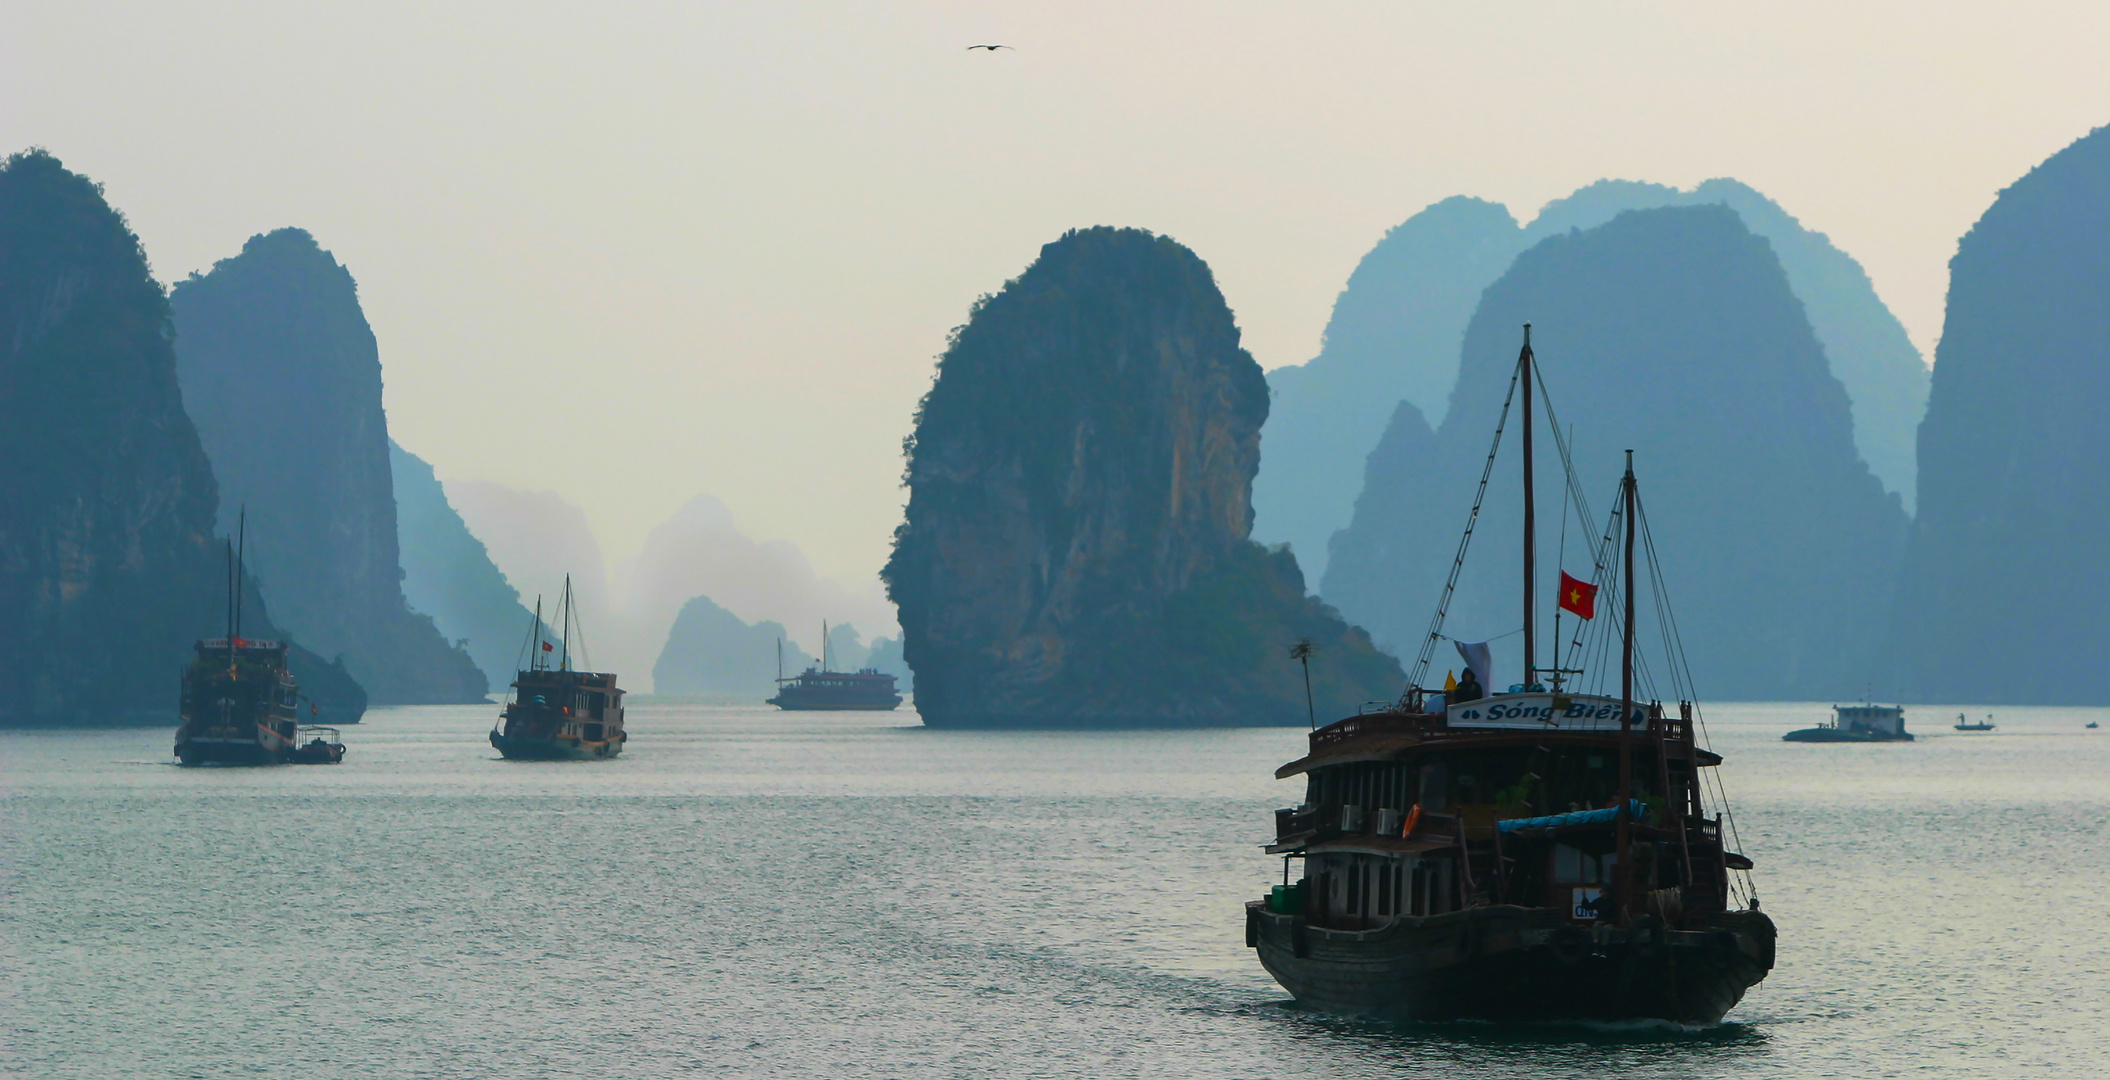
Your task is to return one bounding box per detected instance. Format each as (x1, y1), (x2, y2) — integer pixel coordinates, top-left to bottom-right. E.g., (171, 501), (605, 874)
(6, 2), (2106, 586)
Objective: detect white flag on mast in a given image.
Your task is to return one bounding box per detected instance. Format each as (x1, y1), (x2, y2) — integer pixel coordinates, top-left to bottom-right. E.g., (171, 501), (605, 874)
(1454, 640), (1494, 689)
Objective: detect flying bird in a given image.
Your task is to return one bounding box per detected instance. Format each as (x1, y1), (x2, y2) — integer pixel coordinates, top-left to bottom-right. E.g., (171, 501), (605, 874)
(966, 44), (1013, 51)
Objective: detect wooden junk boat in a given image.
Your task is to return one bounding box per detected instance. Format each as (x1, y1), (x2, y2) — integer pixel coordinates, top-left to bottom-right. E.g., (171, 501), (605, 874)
(766, 621), (902, 711)
(491, 577), (627, 760)
(175, 517), (344, 766)
(1245, 328), (1774, 1024)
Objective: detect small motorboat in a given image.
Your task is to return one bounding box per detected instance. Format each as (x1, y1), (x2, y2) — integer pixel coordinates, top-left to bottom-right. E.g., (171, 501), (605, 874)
(288, 726), (345, 764)
(2088, 722), (2101, 729)
(1953, 713), (1996, 732)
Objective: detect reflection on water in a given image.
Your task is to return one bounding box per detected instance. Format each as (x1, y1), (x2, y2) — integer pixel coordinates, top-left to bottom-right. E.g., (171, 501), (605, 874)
(1, 701), (2104, 1078)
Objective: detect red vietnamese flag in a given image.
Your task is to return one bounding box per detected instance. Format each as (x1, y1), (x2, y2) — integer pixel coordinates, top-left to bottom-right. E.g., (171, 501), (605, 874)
(1558, 572), (1598, 620)
(541, 640), (555, 653)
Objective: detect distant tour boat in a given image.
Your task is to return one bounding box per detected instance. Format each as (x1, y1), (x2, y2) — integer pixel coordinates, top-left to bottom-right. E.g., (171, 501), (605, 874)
(1953, 713), (1996, 732)
(175, 515), (343, 766)
(767, 621), (902, 711)
(1784, 703), (1914, 742)
(491, 577), (627, 760)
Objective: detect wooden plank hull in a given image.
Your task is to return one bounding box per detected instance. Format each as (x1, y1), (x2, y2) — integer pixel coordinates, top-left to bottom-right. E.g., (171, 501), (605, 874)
(1248, 903), (1774, 1024)
(490, 732), (622, 760)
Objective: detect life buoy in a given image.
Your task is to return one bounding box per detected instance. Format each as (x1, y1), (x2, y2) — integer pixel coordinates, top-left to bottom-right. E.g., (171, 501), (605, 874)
(1401, 804), (1422, 837)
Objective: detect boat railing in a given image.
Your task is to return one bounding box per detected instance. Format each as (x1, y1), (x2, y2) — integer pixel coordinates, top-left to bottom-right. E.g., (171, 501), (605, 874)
(1310, 712), (1429, 751)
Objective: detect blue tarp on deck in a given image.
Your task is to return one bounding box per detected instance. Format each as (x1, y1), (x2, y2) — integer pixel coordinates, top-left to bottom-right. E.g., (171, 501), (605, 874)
(1496, 800), (1649, 833)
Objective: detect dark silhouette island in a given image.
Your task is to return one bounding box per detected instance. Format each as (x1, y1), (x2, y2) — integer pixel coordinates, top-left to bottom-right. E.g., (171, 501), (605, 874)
(1255, 179), (1928, 579)
(884, 226), (1403, 728)
(1884, 124), (2110, 704)
(391, 439), (545, 690)
(0, 152), (362, 725)
(172, 229), (487, 705)
(1323, 205), (1906, 701)
(653, 595), (814, 698)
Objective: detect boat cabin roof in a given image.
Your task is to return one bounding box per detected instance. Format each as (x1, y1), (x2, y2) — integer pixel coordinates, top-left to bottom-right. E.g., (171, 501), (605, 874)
(512, 669), (621, 691)
(1276, 692), (1719, 778)
(195, 638), (286, 654)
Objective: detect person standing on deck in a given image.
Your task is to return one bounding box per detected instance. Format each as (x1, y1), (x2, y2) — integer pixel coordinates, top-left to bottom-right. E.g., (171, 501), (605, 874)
(1453, 668), (1484, 704)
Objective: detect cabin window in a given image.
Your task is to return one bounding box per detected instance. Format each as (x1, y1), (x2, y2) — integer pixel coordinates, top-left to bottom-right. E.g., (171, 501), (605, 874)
(1553, 844), (1617, 885)
(1418, 763), (1447, 809)
(1346, 861), (1363, 916)
(1377, 860), (1395, 916)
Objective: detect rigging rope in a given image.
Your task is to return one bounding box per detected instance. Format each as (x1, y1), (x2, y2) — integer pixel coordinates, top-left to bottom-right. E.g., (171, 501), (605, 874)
(1405, 363), (1522, 695)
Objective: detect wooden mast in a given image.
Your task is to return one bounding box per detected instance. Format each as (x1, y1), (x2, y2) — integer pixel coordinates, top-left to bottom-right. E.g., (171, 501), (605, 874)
(1521, 326), (1536, 687)
(233, 508), (246, 643)
(224, 538), (235, 664)
(1616, 450), (1637, 925)
(558, 575), (572, 672)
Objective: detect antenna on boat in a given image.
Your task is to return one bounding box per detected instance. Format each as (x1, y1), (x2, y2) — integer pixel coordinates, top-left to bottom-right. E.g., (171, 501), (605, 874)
(1616, 449), (1638, 926)
(1520, 325), (1536, 689)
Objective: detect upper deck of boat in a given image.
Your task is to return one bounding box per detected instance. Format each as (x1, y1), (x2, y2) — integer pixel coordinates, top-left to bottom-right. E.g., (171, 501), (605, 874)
(1277, 691), (1720, 778)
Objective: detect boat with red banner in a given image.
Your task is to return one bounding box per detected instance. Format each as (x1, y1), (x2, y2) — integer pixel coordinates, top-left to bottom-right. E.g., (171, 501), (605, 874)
(1244, 327), (1775, 1023)
(491, 577), (627, 760)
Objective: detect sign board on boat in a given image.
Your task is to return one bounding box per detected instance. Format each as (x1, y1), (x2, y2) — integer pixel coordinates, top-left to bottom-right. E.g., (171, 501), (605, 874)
(1448, 692), (1646, 731)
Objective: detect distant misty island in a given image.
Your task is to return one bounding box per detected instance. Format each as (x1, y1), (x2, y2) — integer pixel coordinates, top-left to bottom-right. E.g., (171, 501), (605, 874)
(6, 122), (2110, 725)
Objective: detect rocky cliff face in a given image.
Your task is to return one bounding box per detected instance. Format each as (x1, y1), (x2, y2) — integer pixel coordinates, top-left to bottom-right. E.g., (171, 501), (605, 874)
(0, 151), (364, 724)
(1884, 125), (2110, 703)
(1255, 180), (1927, 580)
(1324, 206), (1906, 700)
(390, 440), (541, 689)
(171, 229), (486, 704)
(884, 227), (1403, 727)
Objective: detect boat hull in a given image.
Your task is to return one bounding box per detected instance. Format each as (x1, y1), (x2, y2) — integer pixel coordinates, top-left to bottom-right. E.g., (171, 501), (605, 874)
(1783, 727), (1913, 742)
(766, 698), (903, 711)
(1247, 904), (1774, 1024)
(175, 738), (287, 766)
(490, 732), (623, 760)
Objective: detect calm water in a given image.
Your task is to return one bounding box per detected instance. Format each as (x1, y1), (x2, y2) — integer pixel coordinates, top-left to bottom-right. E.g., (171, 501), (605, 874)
(2, 702), (2105, 1078)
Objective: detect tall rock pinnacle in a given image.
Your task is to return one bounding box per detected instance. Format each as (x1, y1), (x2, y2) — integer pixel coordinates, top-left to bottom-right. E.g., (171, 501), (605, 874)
(885, 227), (1403, 727)
(172, 229), (486, 704)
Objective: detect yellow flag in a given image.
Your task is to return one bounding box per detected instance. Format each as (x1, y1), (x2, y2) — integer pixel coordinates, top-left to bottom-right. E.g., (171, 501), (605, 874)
(1444, 670), (1457, 692)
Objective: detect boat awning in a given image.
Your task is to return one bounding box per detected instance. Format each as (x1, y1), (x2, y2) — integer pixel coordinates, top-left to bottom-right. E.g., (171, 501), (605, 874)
(1275, 732), (1426, 778)
(1496, 800), (1648, 834)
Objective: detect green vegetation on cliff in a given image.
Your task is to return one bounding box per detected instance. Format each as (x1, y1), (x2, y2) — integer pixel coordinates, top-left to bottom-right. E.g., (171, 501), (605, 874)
(885, 226), (1402, 727)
